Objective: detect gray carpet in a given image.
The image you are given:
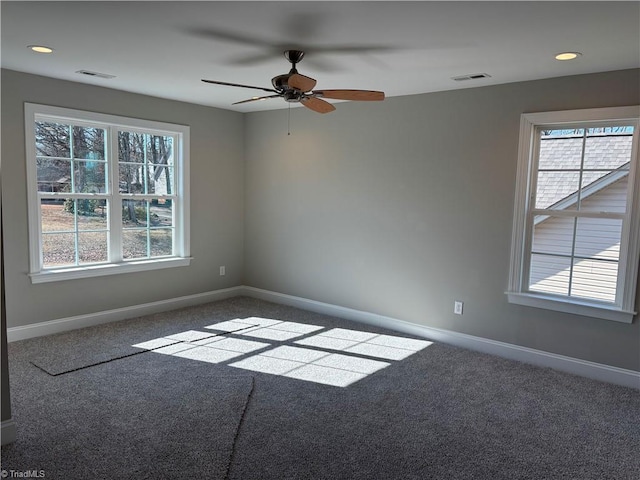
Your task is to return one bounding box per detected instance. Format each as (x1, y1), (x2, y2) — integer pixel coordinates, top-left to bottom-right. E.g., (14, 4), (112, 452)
(3, 296), (640, 479)
(27, 301), (256, 375)
(2, 347), (254, 479)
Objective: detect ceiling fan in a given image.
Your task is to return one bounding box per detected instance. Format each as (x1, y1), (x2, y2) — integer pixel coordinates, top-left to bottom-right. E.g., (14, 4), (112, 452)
(201, 50), (385, 113)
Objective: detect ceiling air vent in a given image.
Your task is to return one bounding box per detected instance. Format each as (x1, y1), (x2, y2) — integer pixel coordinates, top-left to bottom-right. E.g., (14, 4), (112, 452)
(75, 70), (116, 79)
(452, 73), (492, 82)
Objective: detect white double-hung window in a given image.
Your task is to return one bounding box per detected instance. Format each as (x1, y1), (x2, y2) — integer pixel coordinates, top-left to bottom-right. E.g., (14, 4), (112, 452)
(507, 106), (640, 323)
(25, 104), (190, 283)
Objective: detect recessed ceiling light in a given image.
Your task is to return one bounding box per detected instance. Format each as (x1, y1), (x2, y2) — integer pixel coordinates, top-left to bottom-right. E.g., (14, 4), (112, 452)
(555, 52), (582, 61)
(28, 45), (54, 54)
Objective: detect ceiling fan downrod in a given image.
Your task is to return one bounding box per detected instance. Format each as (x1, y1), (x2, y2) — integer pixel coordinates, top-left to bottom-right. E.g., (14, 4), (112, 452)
(284, 50), (305, 72)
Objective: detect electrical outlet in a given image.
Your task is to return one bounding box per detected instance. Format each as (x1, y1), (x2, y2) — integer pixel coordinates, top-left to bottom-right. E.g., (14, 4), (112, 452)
(454, 301), (464, 315)
(219, 266), (226, 276)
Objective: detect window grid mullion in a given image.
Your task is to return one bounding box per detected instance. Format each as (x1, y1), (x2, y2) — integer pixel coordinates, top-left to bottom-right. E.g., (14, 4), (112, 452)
(531, 209), (625, 220)
(69, 125), (75, 194)
(143, 136), (151, 258)
(73, 200), (80, 266)
(146, 201), (151, 258)
(529, 250), (619, 264)
(575, 129), (587, 211)
(567, 131), (588, 297)
(68, 126), (81, 266)
(567, 217), (577, 298)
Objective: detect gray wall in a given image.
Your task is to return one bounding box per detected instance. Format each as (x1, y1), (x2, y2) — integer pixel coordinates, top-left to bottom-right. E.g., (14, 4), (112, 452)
(244, 69), (640, 371)
(2, 179), (11, 433)
(2, 68), (638, 374)
(1, 69), (245, 328)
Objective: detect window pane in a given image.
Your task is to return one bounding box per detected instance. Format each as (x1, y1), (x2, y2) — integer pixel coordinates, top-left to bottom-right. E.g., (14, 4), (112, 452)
(579, 173), (629, 214)
(122, 230), (148, 260)
(150, 201), (173, 227)
(122, 200), (149, 227)
(77, 202), (108, 231)
(538, 132), (584, 170)
(62, 198), (100, 217)
(37, 158), (71, 193)
(147, 165), (174, 195)
(42, 233), (76, 267)
(78, 232), (108, 264)
(72, 126), (105, 160)
(146, 135), (173, 166)
(35, 121), (70, 158)
(535, 171), (580, 209)
(574, 218), (621, 261)
(150, 229), (173, 257)
(580, 170), (611, 191)
(74, 160), (106, 193)
(571, 258), (618, 303)
(118, 131), (145, 163)
(532, 216), (574, 256)
(119, 163), (145, 193)
(40, 200), (73, 232)
(529, 254), (571, 296)
(583, 130), (633, 171)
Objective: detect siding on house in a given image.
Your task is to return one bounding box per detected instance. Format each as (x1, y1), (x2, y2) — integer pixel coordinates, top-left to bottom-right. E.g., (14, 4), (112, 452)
(529, 132), (633, 303)
(530, 176), (628, 302)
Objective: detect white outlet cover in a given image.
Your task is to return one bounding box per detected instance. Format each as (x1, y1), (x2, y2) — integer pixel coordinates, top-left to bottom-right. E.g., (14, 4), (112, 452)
(454, 301), (464, 315)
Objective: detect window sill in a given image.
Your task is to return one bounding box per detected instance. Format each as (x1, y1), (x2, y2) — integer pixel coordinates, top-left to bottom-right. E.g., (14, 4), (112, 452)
(29, 257), (192, 284)
(506, 292), (636, 324)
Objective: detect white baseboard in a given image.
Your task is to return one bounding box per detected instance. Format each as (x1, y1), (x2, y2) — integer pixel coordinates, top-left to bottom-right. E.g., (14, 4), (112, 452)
(7, 286), (244, 342)
(1, 418), (17, 445)
(6, 284), (638, 389)
(241, 286), (640, 390)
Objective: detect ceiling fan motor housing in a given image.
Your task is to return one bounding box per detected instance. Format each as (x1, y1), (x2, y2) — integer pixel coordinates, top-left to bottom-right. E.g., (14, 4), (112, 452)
(271, 74), (304, 100)
(271, 50), (307, 94)
(283, 90), (303, 103)
(271, 74), (290, 91)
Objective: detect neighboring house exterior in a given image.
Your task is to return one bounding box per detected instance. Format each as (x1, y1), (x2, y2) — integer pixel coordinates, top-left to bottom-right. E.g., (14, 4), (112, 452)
(529, 133), (632, 303)
(36, 163), (71, 193)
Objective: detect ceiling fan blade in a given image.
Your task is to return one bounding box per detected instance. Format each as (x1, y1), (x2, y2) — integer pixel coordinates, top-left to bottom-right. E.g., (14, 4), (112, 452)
(201, 79), (277, 94)
(314, 90), (385, 101)
(288, 74), (317, 93)
(301, 97), (336, 114)
(232, 95), (282, 105)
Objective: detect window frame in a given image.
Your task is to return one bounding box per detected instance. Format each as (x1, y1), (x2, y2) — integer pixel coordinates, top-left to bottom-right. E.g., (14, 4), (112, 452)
(25, 103), (191, 283)
(507, 106), (640, 323)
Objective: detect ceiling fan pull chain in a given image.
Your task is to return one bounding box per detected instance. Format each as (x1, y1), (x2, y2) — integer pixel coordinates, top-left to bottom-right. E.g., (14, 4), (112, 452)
(288, 103), (291, 136)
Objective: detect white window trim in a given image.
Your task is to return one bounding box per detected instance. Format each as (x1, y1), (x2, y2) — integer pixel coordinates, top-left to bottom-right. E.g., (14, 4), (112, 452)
(25, 103), (191, 283)
(507, 106), (640, 323)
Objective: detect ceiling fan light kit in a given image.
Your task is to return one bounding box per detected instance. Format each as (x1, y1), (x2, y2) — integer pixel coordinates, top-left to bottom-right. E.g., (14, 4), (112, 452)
(202, 50), (384, 114)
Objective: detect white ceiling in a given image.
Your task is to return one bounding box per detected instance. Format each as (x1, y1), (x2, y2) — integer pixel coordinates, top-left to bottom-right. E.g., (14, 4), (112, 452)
(2, 1), (639, 113)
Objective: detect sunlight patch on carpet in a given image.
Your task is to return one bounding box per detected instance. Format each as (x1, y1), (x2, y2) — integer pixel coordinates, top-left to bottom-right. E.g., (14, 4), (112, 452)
(133, 318), (433, 387)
